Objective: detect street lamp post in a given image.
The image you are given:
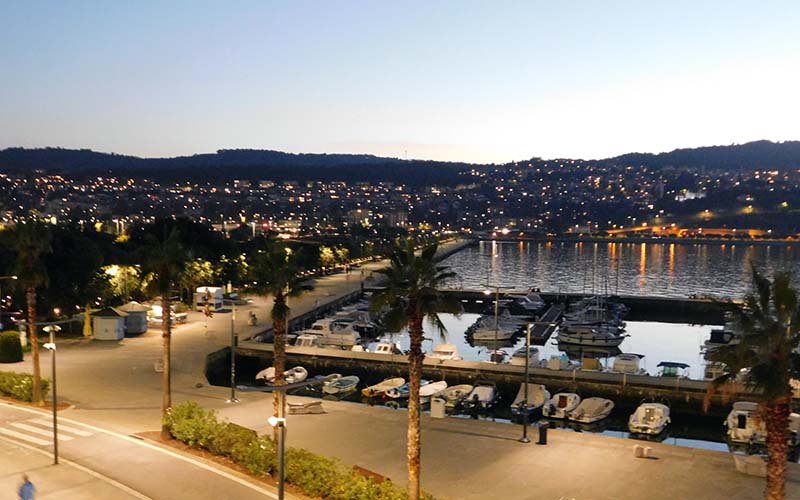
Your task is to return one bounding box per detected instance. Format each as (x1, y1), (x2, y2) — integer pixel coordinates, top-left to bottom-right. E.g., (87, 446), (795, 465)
(0, 275), (18, 331)
(237, 375), (334, 500)
(519, 323), (532, 443)
(42, 323), (61, 465)
(226, 299), (239, 403)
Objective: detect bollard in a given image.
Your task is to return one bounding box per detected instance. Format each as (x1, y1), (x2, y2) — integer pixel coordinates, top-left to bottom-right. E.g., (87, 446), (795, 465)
(537, 421), (549, 445)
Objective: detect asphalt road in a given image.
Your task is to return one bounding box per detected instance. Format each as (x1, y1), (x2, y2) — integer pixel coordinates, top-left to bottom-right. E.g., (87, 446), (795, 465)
(0, 402), (288, 500)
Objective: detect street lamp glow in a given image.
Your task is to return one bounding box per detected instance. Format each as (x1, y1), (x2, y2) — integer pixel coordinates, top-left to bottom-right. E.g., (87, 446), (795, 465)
(268, 416), (286, 427)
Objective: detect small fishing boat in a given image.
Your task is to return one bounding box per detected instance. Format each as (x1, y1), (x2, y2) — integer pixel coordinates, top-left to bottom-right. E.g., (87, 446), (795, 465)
(657, 361), (690, 378)
(462, 380), (500, 412)
(373, 341), (404, 355)
(438, 384), (474, 411)
(543, 393), (581, 419)
(485, 349), (509, 364)
(611, 353), (648, 375)
(361, 377), (405, 398)
(255, 366), (308, 384)
(386, 379), (430, 399)
(628, 403), (670, 435)
(420, 381), (448, 403)
(510, 383), (550, 420)
(726, 402), (766, 444)
(428, 343), (462, 361)
(322, 375), (360, 395)
(568, 397), (615, 424)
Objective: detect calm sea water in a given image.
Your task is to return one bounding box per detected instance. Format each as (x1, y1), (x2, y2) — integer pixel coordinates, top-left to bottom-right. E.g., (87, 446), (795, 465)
(372, 313), (714, 379)
(440, 240), (800, 299)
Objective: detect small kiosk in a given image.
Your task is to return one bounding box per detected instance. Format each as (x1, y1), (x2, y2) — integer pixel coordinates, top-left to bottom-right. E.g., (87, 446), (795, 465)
(119, 301), (150, 335)
(92, 307), (127, 340)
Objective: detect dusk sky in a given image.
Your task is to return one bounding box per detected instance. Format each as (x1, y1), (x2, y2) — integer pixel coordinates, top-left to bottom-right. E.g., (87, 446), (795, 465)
(2, 1), (799, 163)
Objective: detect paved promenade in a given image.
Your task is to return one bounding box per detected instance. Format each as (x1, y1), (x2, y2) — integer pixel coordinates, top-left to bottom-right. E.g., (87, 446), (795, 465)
(2, 237), (799, 499)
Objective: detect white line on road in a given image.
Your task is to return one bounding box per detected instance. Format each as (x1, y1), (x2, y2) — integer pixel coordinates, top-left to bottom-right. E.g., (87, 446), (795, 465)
(0, 402), (280, 499)
(0, 427), (51, 446)
(30, 418), (93, 437)
(11, 422), (74, 440)
(0, 434), (152, 500)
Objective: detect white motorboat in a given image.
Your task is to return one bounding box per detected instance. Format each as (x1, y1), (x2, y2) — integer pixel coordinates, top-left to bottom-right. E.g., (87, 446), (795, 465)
(628, 403), (670, 435)
(420, 380), (448, 403)
(322, 375), (360, 395)
(657, 361), (690, 378)
(428, 343), (462, 361)
(611, 353), (648, 375)
(509, 346), (540, 367)
(726, 402), (766, 444)
(485, 349), (509, 364)
(373, 341), (404, 355)
(295, 318), (361, 348)
(462, 381), (499, 412)
(544, 355), (581, 371)
(361, 377), (405, 398)
(386, 380), (430, 399)
(510, 383), (550, 420)
(508, 292), (546, 312)
(255, 366), (308, 384)
(543, 392), (581, 419)
(568, 397), (615, 423)
(294, 334), (321, 348)
(438, 384), (474, 411)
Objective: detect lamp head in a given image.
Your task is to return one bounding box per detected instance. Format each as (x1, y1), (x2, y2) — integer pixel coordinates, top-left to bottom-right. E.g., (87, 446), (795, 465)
(267, 415), (286, 427)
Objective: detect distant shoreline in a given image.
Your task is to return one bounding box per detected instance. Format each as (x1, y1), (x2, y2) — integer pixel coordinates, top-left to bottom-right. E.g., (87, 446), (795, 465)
(469, 235), (800, 247)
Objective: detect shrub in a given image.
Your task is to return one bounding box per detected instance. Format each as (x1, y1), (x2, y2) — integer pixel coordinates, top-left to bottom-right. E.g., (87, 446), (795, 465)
(0, 332), (23, 363)
(0, 370), (50, 402)
(165, 401), (435, 500)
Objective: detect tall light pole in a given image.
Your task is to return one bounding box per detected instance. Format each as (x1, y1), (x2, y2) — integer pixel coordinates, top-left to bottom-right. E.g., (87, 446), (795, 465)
(43, 323), (61, 465)
(226, 298), (239, 404)
(519, 323), (532, 443)
(0, 275), (18, 331)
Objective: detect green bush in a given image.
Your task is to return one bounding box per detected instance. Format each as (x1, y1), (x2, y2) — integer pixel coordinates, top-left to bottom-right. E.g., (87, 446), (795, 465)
(0, 332), (23, 363)
(0, 371), (50, 402)
(165, 401), (436, 500)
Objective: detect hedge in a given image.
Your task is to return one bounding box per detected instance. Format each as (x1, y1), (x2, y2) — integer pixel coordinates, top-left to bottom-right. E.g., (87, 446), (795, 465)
(0, 332), (23, 363)
(165, 402), (438, 500)
(0, 371), (50, 402)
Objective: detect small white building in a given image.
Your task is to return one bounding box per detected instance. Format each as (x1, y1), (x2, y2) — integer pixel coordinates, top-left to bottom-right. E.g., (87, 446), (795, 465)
(118, 301), (150, 335)
(92, 307), (127, 340)
(194, 286), (224, 311)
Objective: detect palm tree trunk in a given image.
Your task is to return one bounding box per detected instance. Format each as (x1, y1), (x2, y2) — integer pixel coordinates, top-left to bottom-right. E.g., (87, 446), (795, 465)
(764, 396), (790, 500)
(272, 294), (286, 445)
(407, 313), (424, 500)
(161, 297), (172, 439)
(27, 288), (43, 406)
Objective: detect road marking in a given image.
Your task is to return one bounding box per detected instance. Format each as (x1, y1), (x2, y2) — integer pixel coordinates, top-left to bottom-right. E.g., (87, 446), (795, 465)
(30, 418), (93, 437)
(0, 402), (280, 499)
(0, 434), (152, 500)
(0, 427), (51, 446)
(11, 422), (74, 440)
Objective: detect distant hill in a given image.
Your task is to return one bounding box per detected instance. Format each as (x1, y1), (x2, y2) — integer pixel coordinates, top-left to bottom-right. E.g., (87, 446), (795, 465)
(0, 147), (475, 185)
(604, 140), (800, 170)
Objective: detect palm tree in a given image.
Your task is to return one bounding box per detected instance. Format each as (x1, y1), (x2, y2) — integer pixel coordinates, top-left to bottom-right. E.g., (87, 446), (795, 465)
(141, 228), (186, 438)
(251, 243), (309, 440)
(370, 238), (459, 500)
(706, 267), (800, 500)
(10, 222), (52, 406)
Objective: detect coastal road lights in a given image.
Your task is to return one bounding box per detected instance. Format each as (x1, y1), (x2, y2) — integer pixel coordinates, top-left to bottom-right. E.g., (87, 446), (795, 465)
(42, 323), (62, 465)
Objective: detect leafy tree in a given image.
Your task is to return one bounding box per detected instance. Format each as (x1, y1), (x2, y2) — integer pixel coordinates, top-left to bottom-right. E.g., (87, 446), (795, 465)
(706, 267), (800, 500)
(141, 227), (187, 438)
(369, 239), (460, 500)
(179, 259), (218, 303)
(9, 222), (52, 405)
(334, 246), (350, 264)
(318, 246), (335, 269)
(251, 243), (310, 443)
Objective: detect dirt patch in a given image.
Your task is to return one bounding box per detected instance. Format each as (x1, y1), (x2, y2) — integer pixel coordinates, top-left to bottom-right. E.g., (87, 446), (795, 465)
(134, 431), (316, 500)
(0, 395), (71, 411)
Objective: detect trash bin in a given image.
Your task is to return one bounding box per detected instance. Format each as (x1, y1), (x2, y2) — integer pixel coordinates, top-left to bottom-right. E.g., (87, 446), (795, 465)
(431, 397), (447, 419)
(537, 421), (549, 445)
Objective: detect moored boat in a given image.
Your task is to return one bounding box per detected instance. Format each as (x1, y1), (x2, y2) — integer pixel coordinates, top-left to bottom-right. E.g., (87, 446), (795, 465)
(628, 403), (670, 435)
(543, 392), (581, 419)
(428, 343), (462, 361)
(255, 366), (308, 384)
(726, 402), (766, 444)
(568, 397), (614, 423)
(420, 380), (448, 403)
(462, 380), (500, 413)
(509, 346), (540, 367)
(438, 384), (474, 411)
(361, 377), (405, 398)
(510, 383), (550, 420)
(322, 375), (360, 395)
(386, 379), (430, 399)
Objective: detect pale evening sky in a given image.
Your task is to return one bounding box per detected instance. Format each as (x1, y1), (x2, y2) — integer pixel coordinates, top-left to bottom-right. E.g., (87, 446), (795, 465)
(1, 1), (799, 164)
